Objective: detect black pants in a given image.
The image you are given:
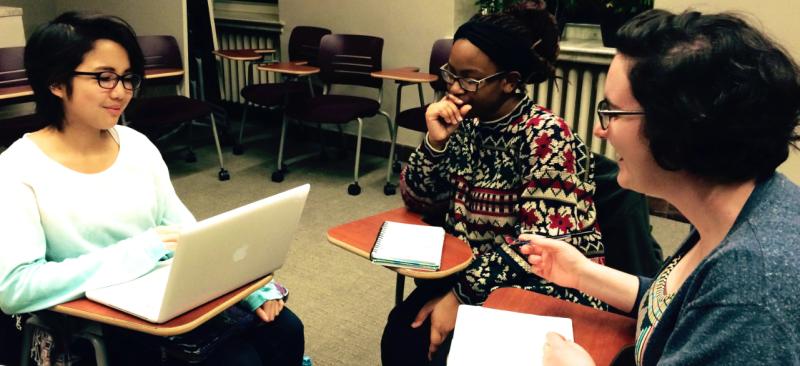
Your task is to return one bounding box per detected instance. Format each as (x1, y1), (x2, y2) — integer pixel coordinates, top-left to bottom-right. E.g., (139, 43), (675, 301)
(381, 276), (458, 366)
(106, 307), (304, 366)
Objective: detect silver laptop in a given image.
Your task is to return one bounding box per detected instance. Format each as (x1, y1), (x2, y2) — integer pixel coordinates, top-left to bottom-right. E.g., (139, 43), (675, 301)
(86, 184), (310, 323)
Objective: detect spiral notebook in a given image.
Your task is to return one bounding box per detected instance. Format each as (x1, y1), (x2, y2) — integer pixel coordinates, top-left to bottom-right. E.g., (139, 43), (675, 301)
(370, 221), (445, 271)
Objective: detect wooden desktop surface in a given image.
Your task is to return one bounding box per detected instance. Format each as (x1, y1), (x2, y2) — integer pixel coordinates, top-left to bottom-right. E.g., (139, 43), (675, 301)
(0, 84), (32, 101)
(144, 68), (184, 80)
(52, 274), (273, 336)
(257, 62), (320, 76)
(326, 207), (473, 279)
(484, 287), (635, 366)
(214, 49), (269, 61)
(371, 68), (437, 83)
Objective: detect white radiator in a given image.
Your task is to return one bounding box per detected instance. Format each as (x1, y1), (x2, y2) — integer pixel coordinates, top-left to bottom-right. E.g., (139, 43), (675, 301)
(529, 62), (614, 158)
(215, 28), (280, 104)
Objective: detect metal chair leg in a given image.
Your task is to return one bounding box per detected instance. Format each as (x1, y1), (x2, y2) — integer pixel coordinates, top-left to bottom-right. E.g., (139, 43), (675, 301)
(19, 317), (36, 366)
(209, 114), (229, 181)
(272, 114), (289, 182)
(381, 110), (398, 195)
(347, 118), (363, 195)
(234, 104), (249, 155)
(76, 329), (109, 366)
(184, 120), (197, 163)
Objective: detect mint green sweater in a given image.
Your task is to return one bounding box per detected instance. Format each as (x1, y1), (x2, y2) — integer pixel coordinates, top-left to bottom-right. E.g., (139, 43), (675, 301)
(0, 126), (283, 314)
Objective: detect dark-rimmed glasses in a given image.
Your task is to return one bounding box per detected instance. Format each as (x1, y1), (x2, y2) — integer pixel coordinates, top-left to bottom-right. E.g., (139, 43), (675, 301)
(439, 64), (506, 92)
(596, 99), (645, 129)
(73, 71), (142, 91)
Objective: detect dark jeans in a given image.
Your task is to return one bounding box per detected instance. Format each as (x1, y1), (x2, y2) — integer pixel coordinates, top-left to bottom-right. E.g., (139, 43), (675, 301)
(381, 276), (458, 366)
(106, 307), (304, 366)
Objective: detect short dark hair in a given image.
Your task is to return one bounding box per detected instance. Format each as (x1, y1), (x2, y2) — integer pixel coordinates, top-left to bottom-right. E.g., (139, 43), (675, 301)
(466, 1), (560, 84)
(615, 10), (800, 183)
(24, 12), (144, 130)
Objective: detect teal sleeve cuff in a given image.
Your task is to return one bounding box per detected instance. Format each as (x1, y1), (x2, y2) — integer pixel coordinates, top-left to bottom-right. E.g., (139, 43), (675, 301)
(240, 281), (289, 312)
(140, 229), (171, 261)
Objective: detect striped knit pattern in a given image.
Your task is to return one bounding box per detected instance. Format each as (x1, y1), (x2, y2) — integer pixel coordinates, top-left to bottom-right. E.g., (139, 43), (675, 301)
(400, 96), (605, 308)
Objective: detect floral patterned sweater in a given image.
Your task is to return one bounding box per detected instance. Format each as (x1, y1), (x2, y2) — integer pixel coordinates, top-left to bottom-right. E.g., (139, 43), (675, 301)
(400, 96), (606, 308)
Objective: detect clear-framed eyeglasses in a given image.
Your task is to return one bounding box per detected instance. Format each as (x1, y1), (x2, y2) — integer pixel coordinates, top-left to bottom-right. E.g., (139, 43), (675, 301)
(72, 71), (143, 91)
(596, 99), (645, 129)
(439, 63), (506, 92)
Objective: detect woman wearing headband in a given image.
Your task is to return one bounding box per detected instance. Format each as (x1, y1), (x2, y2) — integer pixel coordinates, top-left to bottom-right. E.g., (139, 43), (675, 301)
(381, 2), (605, 364)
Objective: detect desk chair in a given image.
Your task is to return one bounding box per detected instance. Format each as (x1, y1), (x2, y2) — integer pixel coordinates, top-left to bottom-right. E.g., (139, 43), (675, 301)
(0, 46), (45, 147)
(20, 313), (108, 366)
(125, 35), (230, 181)
(283, 34), (392, 195)
(234, 26), (331, 155)
(382, 38), (453, 195)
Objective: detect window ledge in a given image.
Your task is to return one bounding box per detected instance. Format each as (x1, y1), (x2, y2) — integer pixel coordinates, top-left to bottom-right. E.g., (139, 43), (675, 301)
(559, 23), (614, 65)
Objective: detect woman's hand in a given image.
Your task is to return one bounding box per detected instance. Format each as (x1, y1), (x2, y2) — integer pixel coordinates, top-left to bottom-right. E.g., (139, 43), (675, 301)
(542, 332), (595, 366)
(411, 291), (460, 360)
(155, 226), (180, 251)
(256, 299), (285, 323)
(424, 94), (472, 150)
(519, 234), (591, 290)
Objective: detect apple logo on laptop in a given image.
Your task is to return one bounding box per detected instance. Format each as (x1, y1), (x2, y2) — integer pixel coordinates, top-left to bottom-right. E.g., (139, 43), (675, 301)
(233, 245), (249, 262)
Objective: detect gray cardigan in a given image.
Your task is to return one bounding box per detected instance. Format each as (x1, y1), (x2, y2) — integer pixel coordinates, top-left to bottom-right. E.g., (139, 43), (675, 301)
(634, 173), (800, 365)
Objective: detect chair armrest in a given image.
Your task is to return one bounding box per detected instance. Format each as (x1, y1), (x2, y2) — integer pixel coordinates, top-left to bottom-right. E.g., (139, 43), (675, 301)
(213, 49), (273, 61)
(144, 68), (184, 80)
(371, 68), (437, 83)
(256, 62), (320, 76)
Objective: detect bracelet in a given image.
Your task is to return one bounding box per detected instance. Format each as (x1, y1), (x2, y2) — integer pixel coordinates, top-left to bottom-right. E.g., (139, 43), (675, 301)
(424, 132), (448, 154)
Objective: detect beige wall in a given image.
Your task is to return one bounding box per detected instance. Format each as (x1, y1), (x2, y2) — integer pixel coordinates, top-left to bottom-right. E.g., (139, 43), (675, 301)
(655, 0), (800, 183)
(278, 0), (477, 147)
(0, 0), (56, 39)
(0, 0), (189, 94)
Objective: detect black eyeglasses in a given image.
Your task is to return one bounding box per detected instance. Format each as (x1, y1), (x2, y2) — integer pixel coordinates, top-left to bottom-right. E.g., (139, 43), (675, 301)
(73, 71), (142, 91)
(596, 99), (645, 129)
(439, 64), (505, 92)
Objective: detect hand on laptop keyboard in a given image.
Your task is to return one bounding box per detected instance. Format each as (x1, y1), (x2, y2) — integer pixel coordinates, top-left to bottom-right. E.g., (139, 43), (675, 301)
(155, 225), (180, 251)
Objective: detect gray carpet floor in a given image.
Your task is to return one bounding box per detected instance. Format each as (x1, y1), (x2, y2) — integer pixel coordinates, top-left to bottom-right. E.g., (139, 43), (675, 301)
(166, 124), (689, 366)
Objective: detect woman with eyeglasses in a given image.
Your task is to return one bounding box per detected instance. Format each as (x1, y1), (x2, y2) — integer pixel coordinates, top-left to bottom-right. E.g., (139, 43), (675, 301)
(381, 2), (606, 365)
(522, 10), (800, 366)
(0, 12), (303, 366)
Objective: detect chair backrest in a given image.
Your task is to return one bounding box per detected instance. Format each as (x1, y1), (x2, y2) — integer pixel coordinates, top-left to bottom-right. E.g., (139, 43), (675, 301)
(137, 35), (183, 70)
(428, 38), (453, 93)
(317, 34), (383, 89)
(287, 26), (332, 66)
(0, 46), (27, 88)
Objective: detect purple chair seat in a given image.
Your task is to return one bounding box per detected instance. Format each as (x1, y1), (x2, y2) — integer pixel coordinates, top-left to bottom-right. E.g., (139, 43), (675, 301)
(240, 81), (310, 107)
(395, 105), (430, 133)
(288, 95), (380, 124)
(126, 96), (212, 128)
(125, 96), (214, 141)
